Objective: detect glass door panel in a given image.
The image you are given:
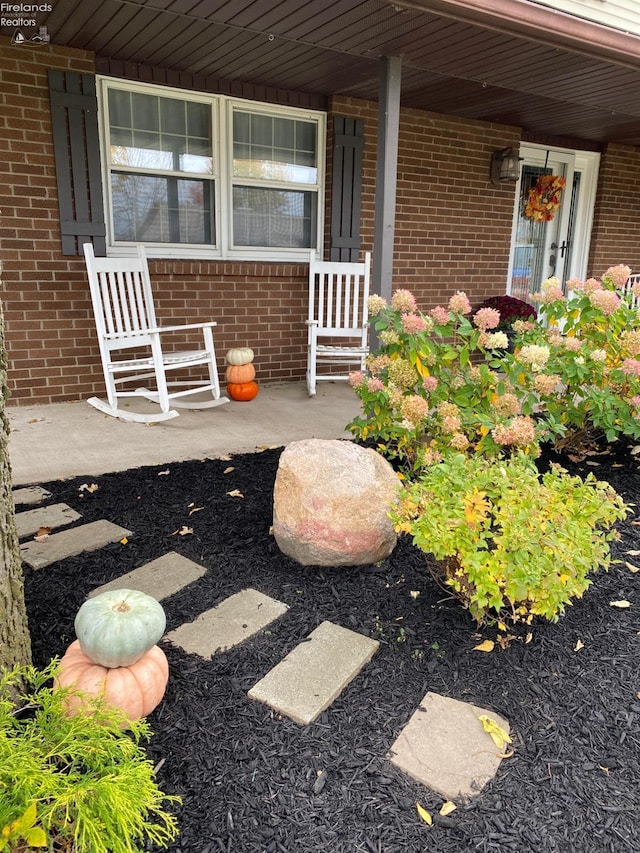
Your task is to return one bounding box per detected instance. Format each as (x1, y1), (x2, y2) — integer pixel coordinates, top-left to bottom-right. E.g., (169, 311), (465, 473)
(508, 150), (575, 302)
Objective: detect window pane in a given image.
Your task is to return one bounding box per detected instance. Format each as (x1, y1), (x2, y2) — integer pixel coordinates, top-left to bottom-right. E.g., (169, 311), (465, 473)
(232, 111), (317, 183)
(111, 173), (214, 244)
(109, 89), (213, 175)
(232, 186), (315, 247)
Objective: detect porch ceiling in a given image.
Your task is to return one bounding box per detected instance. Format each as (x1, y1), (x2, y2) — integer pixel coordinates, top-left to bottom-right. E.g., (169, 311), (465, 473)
(5, 0), (640, 146)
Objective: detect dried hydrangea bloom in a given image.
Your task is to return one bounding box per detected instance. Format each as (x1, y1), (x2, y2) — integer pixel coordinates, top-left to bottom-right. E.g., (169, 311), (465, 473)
(379, 330), (400, 345)
(400, 394), (429, 426)
(563, 336), (582, 352)
(589, 289), (621, 315)
(517, 344), (551, 372)
(367, 377), (384, 392)
(491, 415), (536, 447)
(401, 312), (428, 334)
(483, 331), (509, 349)
(565, 277), (584, 292)
(583, 277), (603, 295)
(430, 305), (450, 325)
(448, 291), (472, 315)
(473, 307), (501, 331)
(492, 392), (520, 416)
(630, 395), (640, 409)
(348, 371), (365, 388)
(422, 376), (438, 392)
(621, 358), (640, 377)
(603, 264), (631, 289)
(387, 358), (417, 388)
(620, 330), (640, 357)
(366, 354), (392, 375)
(589, 348), (607, 363)
(449, 432), (469, 451)
(391, 289), (418, 313)
(536, 276), (565, 304)
(367, 294), (388, 315)
(534, 373), (562, 395)
(387, 385), (404, 408)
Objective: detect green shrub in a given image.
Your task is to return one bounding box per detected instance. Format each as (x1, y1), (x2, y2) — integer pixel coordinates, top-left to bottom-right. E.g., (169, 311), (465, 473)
(347, 289), (546, 471)
(0, 662), (180, 853)
(391, 453), (629, 625)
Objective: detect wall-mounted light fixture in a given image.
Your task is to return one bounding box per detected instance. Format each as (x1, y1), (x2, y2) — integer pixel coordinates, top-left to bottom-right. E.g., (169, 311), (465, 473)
(490, 147), (521, 185)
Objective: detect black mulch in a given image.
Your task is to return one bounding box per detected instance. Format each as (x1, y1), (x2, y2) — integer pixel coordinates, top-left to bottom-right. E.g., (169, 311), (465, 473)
(21, 442), (640, 853)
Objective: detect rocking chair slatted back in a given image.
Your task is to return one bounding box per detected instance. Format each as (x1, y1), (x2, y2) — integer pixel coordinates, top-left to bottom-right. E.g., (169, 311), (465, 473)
(306, 250), (371, 396)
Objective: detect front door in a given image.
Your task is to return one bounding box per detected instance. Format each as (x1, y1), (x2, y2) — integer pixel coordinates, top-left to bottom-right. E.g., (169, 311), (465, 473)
(507, 145), (600, 301)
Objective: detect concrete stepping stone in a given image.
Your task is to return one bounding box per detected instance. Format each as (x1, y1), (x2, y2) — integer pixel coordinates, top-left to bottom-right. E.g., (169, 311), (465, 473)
(20, 520), (131, 570)
(388, 691), (511, 800)
(15, 503), (82, 539)
(166, 588), (288, 657)
(12, 486), (52, 506)
(89, 551), (207, 602)
(248, 620), (379, 726)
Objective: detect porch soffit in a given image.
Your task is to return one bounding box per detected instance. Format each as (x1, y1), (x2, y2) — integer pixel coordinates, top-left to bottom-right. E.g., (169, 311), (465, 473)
(3, 0), (640, 146)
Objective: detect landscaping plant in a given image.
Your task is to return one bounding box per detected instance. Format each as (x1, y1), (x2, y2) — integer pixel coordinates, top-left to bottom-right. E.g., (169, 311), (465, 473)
(347, 288), (547, 470)
(391, 452), (629, 625)
(509, 265), (640, 448)
(0, 661), (180, 853)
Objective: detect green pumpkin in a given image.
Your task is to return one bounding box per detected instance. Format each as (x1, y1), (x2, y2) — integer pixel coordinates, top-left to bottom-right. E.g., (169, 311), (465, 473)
(75, 589), (166, 668)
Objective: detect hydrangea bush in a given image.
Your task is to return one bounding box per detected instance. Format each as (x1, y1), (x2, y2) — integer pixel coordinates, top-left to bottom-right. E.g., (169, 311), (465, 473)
(347, 288), (547, 470)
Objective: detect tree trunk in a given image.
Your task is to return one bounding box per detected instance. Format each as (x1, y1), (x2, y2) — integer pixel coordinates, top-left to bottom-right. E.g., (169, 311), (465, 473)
(0, 261), (32, 672)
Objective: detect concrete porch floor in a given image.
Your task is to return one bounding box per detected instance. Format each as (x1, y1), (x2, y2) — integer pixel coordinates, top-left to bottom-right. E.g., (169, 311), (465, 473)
(7, 382), (361, 486)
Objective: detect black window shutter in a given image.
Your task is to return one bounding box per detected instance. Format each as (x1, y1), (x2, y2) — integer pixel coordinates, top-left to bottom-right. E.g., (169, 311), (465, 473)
(330, 116), (364, 262)
(48, 70), (106, 256)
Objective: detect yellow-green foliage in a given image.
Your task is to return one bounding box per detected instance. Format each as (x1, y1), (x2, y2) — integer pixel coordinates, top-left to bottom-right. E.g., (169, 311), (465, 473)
(391, 453), (629, 625)
(0, 662), (180, 853)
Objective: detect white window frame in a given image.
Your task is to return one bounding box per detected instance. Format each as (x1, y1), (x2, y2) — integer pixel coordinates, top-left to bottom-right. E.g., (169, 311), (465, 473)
(97, 76), (326, 262)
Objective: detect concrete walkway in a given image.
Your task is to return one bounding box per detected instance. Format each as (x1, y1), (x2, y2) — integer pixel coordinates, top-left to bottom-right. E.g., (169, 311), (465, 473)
(8, 381), (360, 485)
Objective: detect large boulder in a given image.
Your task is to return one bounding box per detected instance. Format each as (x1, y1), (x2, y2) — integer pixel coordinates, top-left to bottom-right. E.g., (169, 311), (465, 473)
(273, 439), (400, 566)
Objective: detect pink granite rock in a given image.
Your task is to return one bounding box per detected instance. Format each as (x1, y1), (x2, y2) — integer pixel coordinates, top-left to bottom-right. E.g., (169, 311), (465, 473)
(273, 439), (400, 566)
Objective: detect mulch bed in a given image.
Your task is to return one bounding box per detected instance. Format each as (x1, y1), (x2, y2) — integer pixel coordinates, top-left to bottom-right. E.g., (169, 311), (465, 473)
(22, 441), (640, 853)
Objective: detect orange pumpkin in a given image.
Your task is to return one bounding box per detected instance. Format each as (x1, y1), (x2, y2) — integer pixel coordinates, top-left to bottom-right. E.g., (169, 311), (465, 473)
(56, 639), (169, 723)
(225, 362), (256, 384)
(227, 380), (259, 401)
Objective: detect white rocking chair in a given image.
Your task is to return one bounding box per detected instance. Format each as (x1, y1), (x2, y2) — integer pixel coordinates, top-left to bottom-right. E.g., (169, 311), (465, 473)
(306, 251), (372, 396)
(83, 243), (228, 423)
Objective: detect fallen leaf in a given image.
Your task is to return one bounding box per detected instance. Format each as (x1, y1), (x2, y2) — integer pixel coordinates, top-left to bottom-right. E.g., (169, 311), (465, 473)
(158, 469), (170, 476)
(188, 506), (204, 515)
(172, 526), (193, 536)
(35, 525), (51, 538)
(574, 639), (584, 652)
(27, 417), (44, 423)
(625, 549), (640, 556)
(78, 482), (99, 493)
(120, 537), (128, 545)
(223, 466), (235, 474)
(525, 631), (533, 644)
(497, 634), (517, 650)
(473, 640), (495, 653)
(631, 445), (640, 455)
(416, 802), (432, 825)
(625, 562), (640, 573)
(410, 590), (421, 599)
(610, 600), (631, 608)
(439, 801), (457, 817)
(226, 489), (244, 498)
(585, 460), (600, 466)
(598, 765), (610, 776)
(479, 715), (512, 751)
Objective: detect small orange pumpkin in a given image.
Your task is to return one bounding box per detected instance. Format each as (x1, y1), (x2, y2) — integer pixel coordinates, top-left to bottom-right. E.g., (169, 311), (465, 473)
(56, 639), (169, 723)
(227, 380), (259, 401)
(225, 362), (256, 384)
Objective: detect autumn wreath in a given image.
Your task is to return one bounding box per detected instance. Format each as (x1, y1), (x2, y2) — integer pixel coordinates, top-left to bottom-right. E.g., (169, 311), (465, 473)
(524, 174), (566, 222)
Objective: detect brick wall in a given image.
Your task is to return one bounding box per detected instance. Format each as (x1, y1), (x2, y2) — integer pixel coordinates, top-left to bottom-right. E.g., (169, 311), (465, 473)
(331, 96), (520, 311)
(588, 143), (640, 276)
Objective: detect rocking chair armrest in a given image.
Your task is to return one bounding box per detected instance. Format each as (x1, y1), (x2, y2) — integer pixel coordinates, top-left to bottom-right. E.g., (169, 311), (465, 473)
(153, 321), (218, 334)
(305, 319), (319, 326)
(103, 322), (218, 340)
